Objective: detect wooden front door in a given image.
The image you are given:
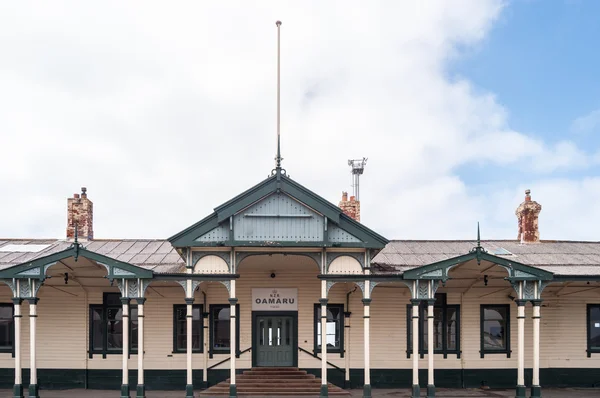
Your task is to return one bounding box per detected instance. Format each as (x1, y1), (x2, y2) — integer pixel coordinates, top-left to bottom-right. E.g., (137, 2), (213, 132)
(255, 315), (295, 367)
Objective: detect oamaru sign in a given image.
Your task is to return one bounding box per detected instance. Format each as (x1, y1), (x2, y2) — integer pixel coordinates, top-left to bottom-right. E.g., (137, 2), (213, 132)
(252, 288), (298, 311)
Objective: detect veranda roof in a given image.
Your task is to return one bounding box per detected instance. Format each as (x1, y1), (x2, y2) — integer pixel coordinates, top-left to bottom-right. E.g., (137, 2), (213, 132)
(2, 238), (600, 277)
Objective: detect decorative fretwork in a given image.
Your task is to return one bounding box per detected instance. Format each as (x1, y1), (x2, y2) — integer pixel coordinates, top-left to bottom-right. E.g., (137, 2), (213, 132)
(326, 280), (337, 296)
(0, 279), (16, 297)
(113, 267), (135, 276)
(19, 281), (31, 298)
(369, 281), (379, 296)
(219, 280), (231, 293)
(16, 267), (41, 276)
(523, 281), (536, 300)
(176, 280), (202, 298)
(355, 281), (366, 296)
(418, 282), (429, 299)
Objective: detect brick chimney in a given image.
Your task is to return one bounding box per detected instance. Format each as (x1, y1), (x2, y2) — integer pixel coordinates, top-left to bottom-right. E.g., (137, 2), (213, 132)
(516, 189), (541, 243)
(67, 187), (94, 240)
(339, 191), (361, 222)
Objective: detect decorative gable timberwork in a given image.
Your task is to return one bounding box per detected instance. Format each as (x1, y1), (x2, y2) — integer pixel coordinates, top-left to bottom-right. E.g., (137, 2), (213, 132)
(233, 193), (323, 242)
(169, 173), (389, 249)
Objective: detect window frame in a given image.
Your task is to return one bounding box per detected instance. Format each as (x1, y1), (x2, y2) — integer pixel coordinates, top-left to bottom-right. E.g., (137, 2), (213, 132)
(208, 304), (240, 358)
(313, 303), (345, 356)
(172, 304), (204, 354)
(587, 304), (600, 357)
(480, 304), (511, 358)
(406, 294), (461, 359)
(0, 303), (14, 357)
(88, 293), (138, 359)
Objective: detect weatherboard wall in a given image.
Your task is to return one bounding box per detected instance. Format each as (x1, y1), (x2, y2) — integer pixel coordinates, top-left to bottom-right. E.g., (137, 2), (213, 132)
(0, 261), (599, 379)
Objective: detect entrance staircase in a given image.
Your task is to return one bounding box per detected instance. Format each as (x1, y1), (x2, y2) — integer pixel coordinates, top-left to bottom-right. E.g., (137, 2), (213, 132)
(198, 367), (351, 396)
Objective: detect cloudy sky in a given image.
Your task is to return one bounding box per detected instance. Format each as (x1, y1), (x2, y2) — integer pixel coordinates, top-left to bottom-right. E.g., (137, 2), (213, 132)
(1, 1), (600, 241)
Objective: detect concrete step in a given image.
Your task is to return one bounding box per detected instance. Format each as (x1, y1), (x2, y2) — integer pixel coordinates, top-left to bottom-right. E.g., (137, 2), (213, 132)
(199, 367), (350, 396)
(226, 378), (321, 384)
(250, 367), (300, 371)
(237, 374), (316, 379)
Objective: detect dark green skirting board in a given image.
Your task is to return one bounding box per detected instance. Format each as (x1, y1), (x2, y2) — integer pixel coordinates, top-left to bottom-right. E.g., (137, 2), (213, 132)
(0, 367), (599, 390)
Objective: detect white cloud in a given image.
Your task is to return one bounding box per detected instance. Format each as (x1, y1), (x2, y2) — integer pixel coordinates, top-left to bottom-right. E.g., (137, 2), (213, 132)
(571, 108), (600, 135)
(0, 1), (598, 241)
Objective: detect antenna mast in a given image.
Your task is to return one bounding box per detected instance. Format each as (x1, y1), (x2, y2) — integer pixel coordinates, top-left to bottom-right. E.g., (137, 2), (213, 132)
(274, 20), (283, 172)
(348, 158), (368, 201)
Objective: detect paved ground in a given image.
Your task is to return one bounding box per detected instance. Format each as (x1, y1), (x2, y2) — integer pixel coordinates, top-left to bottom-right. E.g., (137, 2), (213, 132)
(1, 388), (599, 397)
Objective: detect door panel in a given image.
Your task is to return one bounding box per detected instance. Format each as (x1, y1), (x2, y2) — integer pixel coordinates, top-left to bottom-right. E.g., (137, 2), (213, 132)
(255, 315), (295, 367)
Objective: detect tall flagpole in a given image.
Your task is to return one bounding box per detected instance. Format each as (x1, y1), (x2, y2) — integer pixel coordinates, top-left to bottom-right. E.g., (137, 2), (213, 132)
(275, 20), (282, 170)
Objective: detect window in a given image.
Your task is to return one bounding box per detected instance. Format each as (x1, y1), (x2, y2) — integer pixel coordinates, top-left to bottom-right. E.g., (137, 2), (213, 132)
(587, 304), (600, 357)
(0, 304), (13, 354)
(480, 304), (510, 358)
(209, 304), (240, 357)
(89, 293), (138, 358)
(173, 304), (203, 353)
(314, 304), (344, 355)
(407, 294), (460, 358)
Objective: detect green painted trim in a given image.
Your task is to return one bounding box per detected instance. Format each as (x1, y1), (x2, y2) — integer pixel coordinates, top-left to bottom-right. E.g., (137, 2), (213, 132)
(136, 384), (145, 398)
(515, 384), (526, 398)
(411, 384), (420, 398)
(320, 383), (329, 397)
(229, 383), (237, 398)
(209, 304), (240, 358)
(0, 367), (597, 390)
(531, 385), (541, 398)
(12, 383), (23, 398)
(252, 310), (298, 367)
(587, 304), (600, 357)
(402, 251), (553, 281)
(169, 212), (221, 247)
(185, 383), (194, 398)
(27, 384), (39, 398)
(169, 173), (388, 248)
(0, 247), (152, 281)
(363, 383), (371, 398)
(427, 383), (435, 397)
(314, 303), (343, 355)
(480, 304), (511, 358)
(120, 384), (129, 398)
(173, 304), (203, 354)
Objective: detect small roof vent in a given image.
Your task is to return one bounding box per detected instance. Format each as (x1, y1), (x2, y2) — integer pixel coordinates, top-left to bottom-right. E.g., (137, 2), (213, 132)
(492, 247), (512, 256)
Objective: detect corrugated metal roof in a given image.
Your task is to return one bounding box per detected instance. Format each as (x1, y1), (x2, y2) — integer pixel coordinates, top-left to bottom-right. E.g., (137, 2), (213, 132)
(0, 239), (183, 273)
(1, 239), (600, 276)
(372, 240), (600, 275)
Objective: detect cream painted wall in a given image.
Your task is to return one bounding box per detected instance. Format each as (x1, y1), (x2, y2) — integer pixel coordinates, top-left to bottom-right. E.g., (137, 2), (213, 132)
(1, 254), (599, 373)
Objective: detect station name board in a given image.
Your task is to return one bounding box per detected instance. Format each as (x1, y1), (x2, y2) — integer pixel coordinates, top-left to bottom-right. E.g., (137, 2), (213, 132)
(252, 288), (298, 311)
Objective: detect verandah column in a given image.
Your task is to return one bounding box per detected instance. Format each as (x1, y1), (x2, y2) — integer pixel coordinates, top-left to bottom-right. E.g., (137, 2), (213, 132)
(531, 283), (542, 398)
(121, 297), (130, 398)
(411, 280), (420, 398)
(28, 297), (39, 398)
(229, 279), (237, 398)
(362, 279), (371, 398)
(13, 298), (23, 398)
(426, 279), (435, 398)
(515, 280), (527, 398)
(185, 291), (194, 398)
(136, 298), (146, 398)
(320, 279), (328, 398)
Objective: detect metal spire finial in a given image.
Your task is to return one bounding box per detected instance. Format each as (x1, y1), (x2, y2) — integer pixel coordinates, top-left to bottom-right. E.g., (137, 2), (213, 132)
(477, 222), (481, 249)
(73, 222), (81, 261)
(272, 20), (285, 176)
